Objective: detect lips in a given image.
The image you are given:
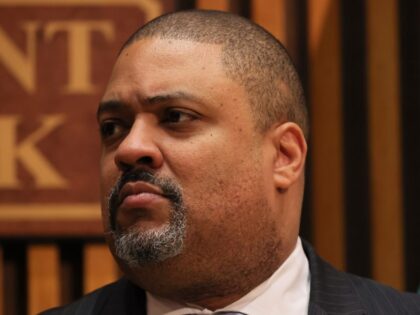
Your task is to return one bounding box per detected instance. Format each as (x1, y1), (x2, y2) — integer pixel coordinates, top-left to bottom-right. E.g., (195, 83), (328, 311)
(118, 181), (166, 209)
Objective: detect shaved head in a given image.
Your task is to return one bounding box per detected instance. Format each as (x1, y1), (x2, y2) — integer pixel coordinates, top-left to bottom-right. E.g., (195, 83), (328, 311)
(121, 10), (308, 137)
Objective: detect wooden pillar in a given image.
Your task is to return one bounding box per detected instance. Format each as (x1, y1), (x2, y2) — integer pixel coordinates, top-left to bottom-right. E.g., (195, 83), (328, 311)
(308, 0), (345, 270)
(251, 0), (287, 44)
(196, 0), (230, 11)
(366, 0), (404, 289)
(27, 245), (60, 314)
(83, 243), (118, 294)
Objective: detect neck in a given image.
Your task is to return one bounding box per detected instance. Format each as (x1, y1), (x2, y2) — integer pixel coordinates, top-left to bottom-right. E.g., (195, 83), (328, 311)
(181, 240), (299, 310)
(175, 253), (289, 309)
(126, 237), (299, 310)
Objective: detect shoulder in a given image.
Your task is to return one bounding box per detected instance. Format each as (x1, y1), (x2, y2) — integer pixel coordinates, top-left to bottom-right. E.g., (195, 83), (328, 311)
(302, 240), (420, 314)
(38, 279), (128, 315)
(345, 271), (420, 313)
(39, 289), (102, 315)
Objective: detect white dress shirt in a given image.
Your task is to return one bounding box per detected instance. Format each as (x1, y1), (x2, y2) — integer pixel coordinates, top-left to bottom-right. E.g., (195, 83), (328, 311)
(147, 238), (310, 315)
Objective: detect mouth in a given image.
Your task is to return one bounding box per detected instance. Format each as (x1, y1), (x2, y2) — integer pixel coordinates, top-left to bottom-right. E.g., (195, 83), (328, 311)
(118, 181), (166, 210)
(108, 170), (183, 232)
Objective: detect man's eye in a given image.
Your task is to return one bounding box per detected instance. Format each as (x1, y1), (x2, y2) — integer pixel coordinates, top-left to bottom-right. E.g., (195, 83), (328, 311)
(162, 109), (196, 124)
(99, 121), (124, 139)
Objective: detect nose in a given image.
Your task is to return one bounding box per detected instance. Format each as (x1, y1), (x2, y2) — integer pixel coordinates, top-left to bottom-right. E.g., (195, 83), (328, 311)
(114, 118), (163, 172)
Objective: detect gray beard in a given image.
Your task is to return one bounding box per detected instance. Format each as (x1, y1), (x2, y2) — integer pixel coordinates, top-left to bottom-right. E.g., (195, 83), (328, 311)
(107, 170), (187, 267)
(111, 204), (186, 267)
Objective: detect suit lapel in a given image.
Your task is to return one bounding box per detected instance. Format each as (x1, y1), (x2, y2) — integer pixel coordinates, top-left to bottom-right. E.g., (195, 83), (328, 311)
(302, 240), (367, 315)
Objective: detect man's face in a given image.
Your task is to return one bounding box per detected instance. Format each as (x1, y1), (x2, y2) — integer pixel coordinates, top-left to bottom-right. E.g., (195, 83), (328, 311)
(98, 38), (282, 296)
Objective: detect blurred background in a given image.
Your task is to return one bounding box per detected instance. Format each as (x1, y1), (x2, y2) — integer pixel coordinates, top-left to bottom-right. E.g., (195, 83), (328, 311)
(0, 0), (418, 314)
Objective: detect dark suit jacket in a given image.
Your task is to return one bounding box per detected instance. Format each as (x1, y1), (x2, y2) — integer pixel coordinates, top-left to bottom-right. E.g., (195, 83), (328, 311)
(40, 241), (420, 314)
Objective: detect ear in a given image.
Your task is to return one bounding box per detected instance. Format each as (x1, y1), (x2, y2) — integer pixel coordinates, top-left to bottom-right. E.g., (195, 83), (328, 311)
(271, 122), (307, 190)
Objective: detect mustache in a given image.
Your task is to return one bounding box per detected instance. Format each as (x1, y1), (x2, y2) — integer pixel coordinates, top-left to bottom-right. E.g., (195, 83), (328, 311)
(108, 169), (182, 231)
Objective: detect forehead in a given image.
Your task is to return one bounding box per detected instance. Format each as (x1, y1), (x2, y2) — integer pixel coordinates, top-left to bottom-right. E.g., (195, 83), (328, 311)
(103, 38), (229, 102)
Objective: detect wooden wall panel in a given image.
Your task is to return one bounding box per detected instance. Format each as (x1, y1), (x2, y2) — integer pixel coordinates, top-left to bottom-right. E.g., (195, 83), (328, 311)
(307, 0), (345, 270)
(83, 243), (118, 294)
(366, 0), (404, 289)
(27, 245), (60, 315)
(251, 0), (287, 44)
(196, 0), (229, 11)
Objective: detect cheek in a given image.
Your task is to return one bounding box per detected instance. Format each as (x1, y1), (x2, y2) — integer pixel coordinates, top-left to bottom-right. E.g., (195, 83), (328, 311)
(165, 130), (264, 198)
(178, 144), (265, 218)
(182, 158), (270, 254)
(100, 151), (120, 190)
(99, 153), (119, 223)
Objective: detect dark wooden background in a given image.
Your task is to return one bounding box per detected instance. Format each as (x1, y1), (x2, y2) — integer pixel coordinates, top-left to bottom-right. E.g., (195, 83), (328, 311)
(0, 0), (418, 314)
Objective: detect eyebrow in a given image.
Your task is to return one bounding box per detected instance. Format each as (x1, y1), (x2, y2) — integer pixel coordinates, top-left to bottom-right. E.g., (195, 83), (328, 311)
(144, 91), (203, 105)
(97, 91), (204, 120)
(96, 100), (125, 121)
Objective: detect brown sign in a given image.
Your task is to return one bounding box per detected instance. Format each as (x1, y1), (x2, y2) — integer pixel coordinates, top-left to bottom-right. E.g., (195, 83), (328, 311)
(0, 0), (173, 237)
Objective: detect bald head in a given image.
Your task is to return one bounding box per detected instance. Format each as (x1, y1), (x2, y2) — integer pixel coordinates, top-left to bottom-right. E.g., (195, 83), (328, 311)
(121, 10), (308, 137)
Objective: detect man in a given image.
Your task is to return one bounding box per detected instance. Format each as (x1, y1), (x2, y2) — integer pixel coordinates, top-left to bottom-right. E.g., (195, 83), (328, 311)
(42, 10), (420, 315)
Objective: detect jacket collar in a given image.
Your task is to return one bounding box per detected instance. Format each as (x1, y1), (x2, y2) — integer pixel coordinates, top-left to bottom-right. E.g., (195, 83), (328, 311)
(302, 240), (367, 315)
